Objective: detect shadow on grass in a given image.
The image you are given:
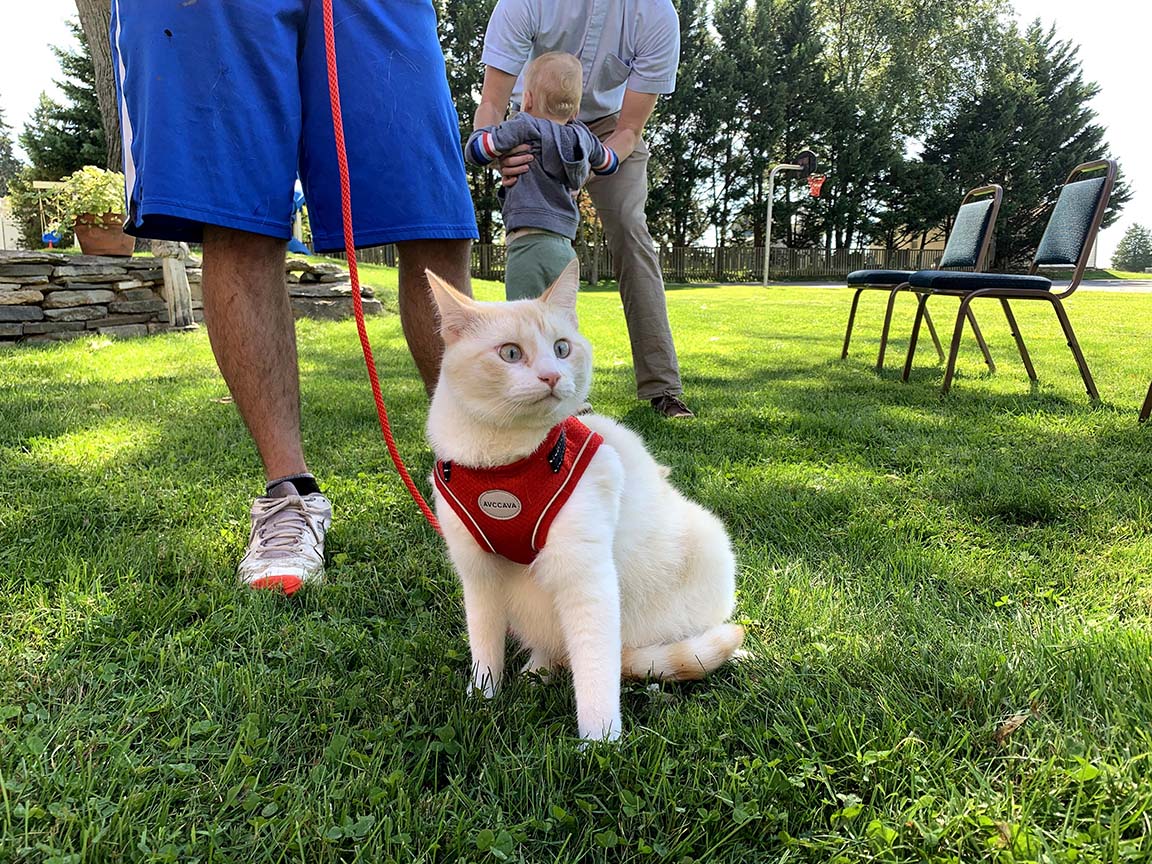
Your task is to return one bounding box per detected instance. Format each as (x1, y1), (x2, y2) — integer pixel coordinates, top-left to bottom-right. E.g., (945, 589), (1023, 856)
(5, 314), (1152, 860)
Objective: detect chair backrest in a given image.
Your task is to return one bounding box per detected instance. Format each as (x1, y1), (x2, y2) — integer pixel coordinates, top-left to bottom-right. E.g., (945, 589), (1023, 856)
(939, 184), (1002, 271)
(1032, 159), (1117, 294)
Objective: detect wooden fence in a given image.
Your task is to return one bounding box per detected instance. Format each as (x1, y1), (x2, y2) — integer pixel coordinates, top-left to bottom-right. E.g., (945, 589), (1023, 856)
(331, 244), (947, 284)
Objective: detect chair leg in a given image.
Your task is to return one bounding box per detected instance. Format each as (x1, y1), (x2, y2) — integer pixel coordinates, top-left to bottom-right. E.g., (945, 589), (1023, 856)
(999, 298), (1037, 382)
(940, 299), (972, 395)
(919, 298), (946, 362)
(1140, 380), (1152, 422)
(902, 293), (931, 383)
(965, 307), (996, 373)
(1049, 297), (1099, 401)
(842, 288), (866, 359)
(876, 285), (903, 371)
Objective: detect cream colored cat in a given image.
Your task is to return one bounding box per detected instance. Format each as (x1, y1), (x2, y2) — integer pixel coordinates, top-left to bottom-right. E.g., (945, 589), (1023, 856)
(425, 260), (743, 741)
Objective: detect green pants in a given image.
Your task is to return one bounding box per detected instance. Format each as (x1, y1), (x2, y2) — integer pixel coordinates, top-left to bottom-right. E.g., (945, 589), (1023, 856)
(504, 232), (578, 301)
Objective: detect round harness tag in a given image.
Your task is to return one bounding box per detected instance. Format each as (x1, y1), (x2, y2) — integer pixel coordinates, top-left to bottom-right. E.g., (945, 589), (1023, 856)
(477, 489), (522, 520)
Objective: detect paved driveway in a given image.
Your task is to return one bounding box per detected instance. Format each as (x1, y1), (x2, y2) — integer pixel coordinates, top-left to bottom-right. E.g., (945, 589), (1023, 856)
(1070, 279), (1152, 292)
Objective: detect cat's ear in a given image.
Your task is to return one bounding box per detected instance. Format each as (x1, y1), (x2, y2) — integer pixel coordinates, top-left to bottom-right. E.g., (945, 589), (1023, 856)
(426, 269), (479, 343)
(539, 258), (580, 323)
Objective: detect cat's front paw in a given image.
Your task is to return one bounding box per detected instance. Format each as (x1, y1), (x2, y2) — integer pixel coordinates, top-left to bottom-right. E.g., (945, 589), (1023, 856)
(578, 715), (622, 743)
(467, 670), (499, 699)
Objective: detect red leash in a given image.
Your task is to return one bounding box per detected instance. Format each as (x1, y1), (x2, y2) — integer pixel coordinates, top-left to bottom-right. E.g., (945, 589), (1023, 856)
(321, 0), (442, 535)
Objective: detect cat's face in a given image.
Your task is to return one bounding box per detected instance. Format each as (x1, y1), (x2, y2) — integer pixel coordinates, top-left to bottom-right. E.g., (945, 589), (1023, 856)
(427, 261), (592, 427)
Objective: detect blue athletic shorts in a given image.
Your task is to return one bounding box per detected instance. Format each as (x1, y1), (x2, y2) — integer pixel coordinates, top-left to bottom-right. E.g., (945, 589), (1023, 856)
(109, 0), (478, 251)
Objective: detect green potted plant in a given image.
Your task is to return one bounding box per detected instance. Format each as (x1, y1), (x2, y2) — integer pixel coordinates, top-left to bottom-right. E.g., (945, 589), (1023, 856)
(59, 165), (134, 257)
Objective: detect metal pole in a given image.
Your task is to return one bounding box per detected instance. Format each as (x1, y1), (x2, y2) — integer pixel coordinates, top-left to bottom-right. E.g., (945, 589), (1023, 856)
(762, 164), (801, 287)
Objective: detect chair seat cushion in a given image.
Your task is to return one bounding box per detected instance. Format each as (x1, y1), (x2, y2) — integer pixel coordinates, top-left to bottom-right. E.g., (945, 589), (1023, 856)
(907, 271), (1053, 292)
(847, 269), (911, 286)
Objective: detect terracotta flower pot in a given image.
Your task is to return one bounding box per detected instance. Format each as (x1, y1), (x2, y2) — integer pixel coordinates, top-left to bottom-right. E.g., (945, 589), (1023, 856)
(73, 213), (136, 257)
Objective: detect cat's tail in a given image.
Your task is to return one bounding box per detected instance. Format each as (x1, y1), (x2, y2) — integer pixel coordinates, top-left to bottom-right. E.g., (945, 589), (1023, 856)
(622, 624), (745, 682)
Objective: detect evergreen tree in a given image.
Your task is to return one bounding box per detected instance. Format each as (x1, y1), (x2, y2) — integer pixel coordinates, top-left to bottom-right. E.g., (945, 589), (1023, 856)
(646, 0), (719, 246)
(919, 21), (1131, 269)
(805, 91), (900, 250)
(711, 0), (779, 247)
(712, 0), (826, 248)
(703, 0), (743, 247)
(20, 21), (106, 181)
(0, 107), (24, 196)
(871, 159), (952, 251)
(1112, 224), (1152, 272)
(766, 0), (828, 249)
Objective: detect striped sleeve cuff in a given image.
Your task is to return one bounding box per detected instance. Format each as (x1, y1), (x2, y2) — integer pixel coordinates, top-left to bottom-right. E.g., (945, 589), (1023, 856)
(467, 131), (501, 166)
(592, 147), (620, 175)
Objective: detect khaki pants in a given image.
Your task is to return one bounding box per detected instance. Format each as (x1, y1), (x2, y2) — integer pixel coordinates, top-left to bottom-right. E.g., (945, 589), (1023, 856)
(585, 113), (682, 400)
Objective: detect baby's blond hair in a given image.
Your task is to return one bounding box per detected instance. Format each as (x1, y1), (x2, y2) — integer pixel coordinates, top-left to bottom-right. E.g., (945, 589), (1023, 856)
(524, 52), (583, 120)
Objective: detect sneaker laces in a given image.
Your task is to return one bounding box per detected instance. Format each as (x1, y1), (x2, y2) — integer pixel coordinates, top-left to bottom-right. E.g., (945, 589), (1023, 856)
(249, 497), (321, 560)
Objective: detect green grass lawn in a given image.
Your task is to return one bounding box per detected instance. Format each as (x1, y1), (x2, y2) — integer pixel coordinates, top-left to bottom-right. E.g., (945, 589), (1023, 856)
(1054, 268), (1152, 282)
(2, 271), (1152, 863)
(1091, 269), (1152, 280)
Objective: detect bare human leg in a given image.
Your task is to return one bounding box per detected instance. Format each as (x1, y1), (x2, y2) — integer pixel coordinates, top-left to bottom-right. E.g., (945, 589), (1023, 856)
(200, 225), (307, 481)
(396, 239), (472, 394)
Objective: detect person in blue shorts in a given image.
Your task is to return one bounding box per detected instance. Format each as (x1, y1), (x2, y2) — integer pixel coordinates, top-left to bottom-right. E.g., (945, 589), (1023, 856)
(110, 0), (479, 595)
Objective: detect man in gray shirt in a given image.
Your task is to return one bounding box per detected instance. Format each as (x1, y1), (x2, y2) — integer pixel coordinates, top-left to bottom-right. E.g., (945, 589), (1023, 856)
(474, 0), (693, 419)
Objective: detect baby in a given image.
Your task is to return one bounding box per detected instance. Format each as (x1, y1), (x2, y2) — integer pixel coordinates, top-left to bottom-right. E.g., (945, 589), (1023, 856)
(465, 52), (619, 301)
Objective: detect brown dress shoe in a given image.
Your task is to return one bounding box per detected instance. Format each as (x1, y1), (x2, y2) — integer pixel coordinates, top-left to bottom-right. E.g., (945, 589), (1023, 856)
(650, 393), (694, 418)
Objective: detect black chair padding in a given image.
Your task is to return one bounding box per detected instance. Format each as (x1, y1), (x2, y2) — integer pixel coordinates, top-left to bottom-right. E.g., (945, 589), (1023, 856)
(907, 270), (1053, 292)
(1035, 177), (1107, 266)
(939, 198), (995, 268)
(846, 269), (911, 286)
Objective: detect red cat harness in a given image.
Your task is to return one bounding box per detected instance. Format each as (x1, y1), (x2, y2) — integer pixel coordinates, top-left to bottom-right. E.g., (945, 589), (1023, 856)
(433, 417), (604, 565)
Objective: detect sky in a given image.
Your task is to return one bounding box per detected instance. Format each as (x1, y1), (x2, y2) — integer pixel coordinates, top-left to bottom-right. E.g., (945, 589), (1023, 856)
(3, 0), (1149, 264)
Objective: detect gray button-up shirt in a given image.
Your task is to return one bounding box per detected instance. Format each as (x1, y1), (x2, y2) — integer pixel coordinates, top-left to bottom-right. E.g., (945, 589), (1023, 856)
(482, 0), (681, 123)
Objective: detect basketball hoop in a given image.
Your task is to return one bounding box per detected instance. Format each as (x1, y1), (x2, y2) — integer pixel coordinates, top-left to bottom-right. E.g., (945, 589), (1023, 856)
(794, 149), (816, 178)
(807, 174), (827, 198)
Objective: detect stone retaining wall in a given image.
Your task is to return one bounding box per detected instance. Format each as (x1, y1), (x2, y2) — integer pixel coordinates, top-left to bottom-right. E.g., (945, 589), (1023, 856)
(0, 251), (195, 343)
(285, 258), (384, 320)
(0, 251), (382, 344)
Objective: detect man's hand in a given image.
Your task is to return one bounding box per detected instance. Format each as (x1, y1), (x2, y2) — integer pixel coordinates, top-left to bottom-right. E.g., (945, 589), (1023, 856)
(496, 144), (533, 187)
(599, 90), (658, 162)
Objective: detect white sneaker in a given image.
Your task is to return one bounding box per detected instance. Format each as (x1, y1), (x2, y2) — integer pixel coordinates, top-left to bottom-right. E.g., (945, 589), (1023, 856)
(237, 485), (333, 596)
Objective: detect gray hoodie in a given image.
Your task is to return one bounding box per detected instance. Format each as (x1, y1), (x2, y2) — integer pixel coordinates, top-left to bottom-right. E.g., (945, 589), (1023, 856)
(465, 113), (620, 240)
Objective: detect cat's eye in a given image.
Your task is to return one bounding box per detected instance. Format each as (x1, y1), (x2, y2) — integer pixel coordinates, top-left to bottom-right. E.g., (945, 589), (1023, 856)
(498, 343), (523, 363)
(554, 340), (571, 359)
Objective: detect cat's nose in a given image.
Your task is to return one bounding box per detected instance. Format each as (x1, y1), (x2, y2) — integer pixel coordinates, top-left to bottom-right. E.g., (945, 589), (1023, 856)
(538, 371), (560, 389)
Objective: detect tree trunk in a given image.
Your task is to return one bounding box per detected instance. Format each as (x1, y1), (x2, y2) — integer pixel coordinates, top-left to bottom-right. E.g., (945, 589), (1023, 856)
(75, 0), (123, 172)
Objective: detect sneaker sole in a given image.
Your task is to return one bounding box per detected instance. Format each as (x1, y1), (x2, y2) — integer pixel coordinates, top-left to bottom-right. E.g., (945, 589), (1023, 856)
(247, 574), (306, 596)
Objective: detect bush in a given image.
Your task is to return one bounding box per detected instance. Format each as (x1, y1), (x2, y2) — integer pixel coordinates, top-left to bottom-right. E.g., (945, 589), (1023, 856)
(1112, 223), (1152, 272)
